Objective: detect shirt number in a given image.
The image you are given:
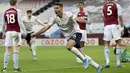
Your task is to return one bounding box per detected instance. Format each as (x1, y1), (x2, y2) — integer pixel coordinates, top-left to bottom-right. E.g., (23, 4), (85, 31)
(107, 6), (112, 16)
(6, 14), (16, 24)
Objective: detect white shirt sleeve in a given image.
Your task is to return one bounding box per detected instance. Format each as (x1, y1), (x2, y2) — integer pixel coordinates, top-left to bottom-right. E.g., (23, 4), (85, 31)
(48, 16), (56, 26)
(34, 16), (45, 26)
(17, 10), (26, 34)
(68, 12), (76, 20)
(1, 11), (6, 33)
(116, 3), (122, 16)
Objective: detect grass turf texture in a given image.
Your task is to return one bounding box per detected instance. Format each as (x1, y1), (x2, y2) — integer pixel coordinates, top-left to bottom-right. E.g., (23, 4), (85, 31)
(0, 46), (130, 73)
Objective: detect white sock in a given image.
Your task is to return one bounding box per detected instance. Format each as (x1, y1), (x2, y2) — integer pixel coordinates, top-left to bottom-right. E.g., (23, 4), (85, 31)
(3, 52), (10, 68)
(116, 46), (121, 65)
(85, 55), (99, 69)
(31, 44), (36, 56)
(76, 47), (84, 62)
(70, 47), (86, 61)
(104, 46), (110, 64)
(13, 52), (19, 69)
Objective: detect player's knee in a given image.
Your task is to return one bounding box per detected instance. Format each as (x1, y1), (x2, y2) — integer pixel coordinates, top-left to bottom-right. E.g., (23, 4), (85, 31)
(5, 46), (11, 53)
(66, 41), (75, 50)
(66, 44), (73, 50)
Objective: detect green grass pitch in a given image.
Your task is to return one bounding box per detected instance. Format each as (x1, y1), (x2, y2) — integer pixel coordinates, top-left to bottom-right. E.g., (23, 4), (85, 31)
(0, 46), (130, 73)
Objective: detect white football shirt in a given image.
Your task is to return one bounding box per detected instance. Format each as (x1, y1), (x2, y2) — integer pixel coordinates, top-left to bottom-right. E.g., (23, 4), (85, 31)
(48, 12), (81, 39)
(22, 15), (44, 33)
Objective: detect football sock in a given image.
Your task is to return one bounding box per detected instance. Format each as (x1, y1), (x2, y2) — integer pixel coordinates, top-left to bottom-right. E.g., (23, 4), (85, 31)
(76, 47), (84, 61)
(3, 52), (10, 68)
(13, 52), (19, 69)
(70, 47), (86, 61)
(31, 44), (36, 56)
(104, 46), (110, 64)
(85, 55), (99, 69)
(116, 46), (121, 65)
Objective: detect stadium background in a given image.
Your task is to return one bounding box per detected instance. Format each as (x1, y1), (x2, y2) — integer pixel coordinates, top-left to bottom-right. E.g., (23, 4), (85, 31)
(0, 0), (130, 45)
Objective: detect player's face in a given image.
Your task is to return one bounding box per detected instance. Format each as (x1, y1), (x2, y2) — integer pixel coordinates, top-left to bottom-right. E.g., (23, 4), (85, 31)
(78, 3), (84, 10)
(54, 5), (63, 16)
(27, 12), (32, 17)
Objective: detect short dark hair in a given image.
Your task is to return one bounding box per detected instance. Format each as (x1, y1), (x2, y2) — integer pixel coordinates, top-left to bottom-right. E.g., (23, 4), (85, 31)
(27, 10), (32, 13)
(54, 2), (63, 7)
(10, 0), (17, 6)
(79, 2), (85, 5)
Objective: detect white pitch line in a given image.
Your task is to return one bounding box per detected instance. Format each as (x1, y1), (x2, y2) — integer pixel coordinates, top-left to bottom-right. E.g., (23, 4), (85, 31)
(25, 66), (83, 72)
(0, 66), (83, 73)
(1, 63), (129, 73)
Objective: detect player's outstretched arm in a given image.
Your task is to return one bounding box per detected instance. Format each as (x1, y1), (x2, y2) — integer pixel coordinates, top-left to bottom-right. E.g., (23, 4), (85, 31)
(32, 16), (55, 37)
(35, 19), (45, 26)
(75, 17), (91, 24)
(32, 25), (52, 37)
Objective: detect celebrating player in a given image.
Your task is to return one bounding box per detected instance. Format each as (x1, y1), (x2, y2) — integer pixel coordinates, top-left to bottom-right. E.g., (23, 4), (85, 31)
(23, 10), (44, 61)
(1, 0), (26, 72)
(76, 2), (91, 63)
(32, 2), (102, 73)
(103, 0), (124, 68)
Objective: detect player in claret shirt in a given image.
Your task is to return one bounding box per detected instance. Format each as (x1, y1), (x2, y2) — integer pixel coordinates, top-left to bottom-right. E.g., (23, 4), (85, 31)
(76, 2), (91, 63)
(1, 0), (26, 72)
(103, 0), (124, 68)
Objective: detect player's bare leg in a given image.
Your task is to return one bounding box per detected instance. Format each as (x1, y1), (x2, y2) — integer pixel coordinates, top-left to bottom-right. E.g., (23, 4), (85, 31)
(104, 41), (110, 68)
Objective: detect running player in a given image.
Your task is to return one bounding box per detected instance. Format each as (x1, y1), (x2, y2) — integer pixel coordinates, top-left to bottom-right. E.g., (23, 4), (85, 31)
(32, 2), (102, 73)
(103, 0), (124, 68)
(22, 10), (44, 61)
(1, 0), (26, 72)
(76, 2), (91, 63)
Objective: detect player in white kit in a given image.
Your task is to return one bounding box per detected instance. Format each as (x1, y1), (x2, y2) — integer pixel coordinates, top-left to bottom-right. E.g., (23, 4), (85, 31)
(23, 10), (44, 61)
(1, 0), (26, 72)
(32, 3), (102, 73)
